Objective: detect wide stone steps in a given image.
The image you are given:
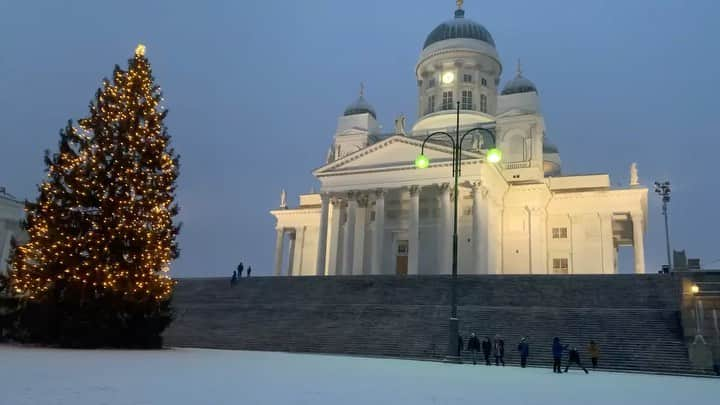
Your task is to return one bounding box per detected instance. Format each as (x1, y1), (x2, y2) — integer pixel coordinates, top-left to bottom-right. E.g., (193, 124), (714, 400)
(164, 275), (699, 375)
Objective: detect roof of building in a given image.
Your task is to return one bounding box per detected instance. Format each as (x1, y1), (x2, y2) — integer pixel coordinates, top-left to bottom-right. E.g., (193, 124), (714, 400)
(543, 141), (559, 154)
(423, 8), (495, 50)
(343, 84), (377, 119)
(501, 60), (538, 95)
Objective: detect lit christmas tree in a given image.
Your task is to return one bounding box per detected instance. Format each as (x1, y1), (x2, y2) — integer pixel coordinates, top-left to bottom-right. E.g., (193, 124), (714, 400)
(9, 44), (179, 347)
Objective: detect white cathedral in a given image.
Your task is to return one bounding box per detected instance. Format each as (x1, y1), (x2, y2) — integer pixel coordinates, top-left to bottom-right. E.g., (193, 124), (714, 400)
(270, 2), (648, 277)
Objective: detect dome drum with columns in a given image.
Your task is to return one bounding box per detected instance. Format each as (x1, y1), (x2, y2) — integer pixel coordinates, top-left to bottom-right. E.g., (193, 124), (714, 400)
(271, 2), (648, 277)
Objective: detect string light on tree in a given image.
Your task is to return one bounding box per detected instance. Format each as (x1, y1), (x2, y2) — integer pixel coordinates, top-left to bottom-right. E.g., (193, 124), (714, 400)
(9, 43), (180, 336)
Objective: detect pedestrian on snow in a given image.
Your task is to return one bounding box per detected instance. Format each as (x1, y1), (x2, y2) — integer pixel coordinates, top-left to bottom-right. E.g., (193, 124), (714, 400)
(247, 266), (252, 277)
(457, 334), (464, 359)
(588, 340), (600, 369)
(517, 337), (530, 368)
(237, 263), (244, 278)
(493, 334), (505, 366)
(565, 347), (589, 374)
(482, 337), (492, 366)
(230, 270), (238, 286)
(467, 333), (481, 365)
(552, 337), (567, 373)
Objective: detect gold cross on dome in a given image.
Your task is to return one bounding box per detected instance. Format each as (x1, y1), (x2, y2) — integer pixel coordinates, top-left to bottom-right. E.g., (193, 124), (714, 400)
(457, 0), (464, 9)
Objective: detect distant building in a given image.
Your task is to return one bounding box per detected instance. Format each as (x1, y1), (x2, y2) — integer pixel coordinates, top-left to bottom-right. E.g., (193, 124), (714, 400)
(0, 187), (26, 274)
(270, 3), (648, 276)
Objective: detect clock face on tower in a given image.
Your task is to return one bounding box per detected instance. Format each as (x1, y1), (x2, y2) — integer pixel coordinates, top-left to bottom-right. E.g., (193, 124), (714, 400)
(442, 71), (455, 84)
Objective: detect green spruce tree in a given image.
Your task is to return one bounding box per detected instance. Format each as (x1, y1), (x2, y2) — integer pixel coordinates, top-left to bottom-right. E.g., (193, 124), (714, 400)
(9, 44), (180, 347)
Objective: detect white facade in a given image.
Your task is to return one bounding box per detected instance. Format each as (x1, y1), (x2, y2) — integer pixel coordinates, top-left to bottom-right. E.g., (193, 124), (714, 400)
(270, 4), (648, 277)
(0, 188), (26, 274)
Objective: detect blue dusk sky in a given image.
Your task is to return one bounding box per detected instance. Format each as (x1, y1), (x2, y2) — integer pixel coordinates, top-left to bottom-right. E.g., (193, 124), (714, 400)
(1, 0), (718, 276)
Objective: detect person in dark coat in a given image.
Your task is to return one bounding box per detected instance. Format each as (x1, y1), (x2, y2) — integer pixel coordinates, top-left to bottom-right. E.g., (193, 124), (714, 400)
(517, 337), (530, 368)
(230, 270), (238, 286)
(467, 333), (481, 365)
(588, 340), (600, 369)
(237, 263), (244, 278)
(565, 347), (589, 374)
(457, 334), (464, 359)
(552, 337), (567, 373)
(481, 337), (492, 366)
(247, 266), (252, 277)
(493, 334), (505, 366)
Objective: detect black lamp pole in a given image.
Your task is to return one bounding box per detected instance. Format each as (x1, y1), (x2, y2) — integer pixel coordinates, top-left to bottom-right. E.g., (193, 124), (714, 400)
(418, 101), (497, 361)
(654, 181), (672, 270)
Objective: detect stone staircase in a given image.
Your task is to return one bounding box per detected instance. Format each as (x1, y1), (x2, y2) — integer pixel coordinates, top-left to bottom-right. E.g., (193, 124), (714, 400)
(164, 275), (699, 374)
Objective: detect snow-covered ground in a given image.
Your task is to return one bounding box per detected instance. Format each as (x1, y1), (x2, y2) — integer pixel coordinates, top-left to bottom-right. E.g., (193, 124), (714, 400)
(0, 345), (717, 405)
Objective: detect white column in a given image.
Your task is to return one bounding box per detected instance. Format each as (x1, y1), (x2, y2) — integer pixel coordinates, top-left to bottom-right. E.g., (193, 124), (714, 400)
(352, 194), (368, 275)
(632, 212), (646, 274)
(273, 228), (285, 276)
(315, 193), (330, 276)
(600, 213), (615, 274)
(438, 183), (452, 274)
(408, 186), (420, 275)
(471, 183), (488, 274)
(326, 198), (342, 276)
(529, 207), (547, 274)
(341, 192), (357, 276)
(297, 226), (306, 275)
(287, 231), (297, 276)
(371, 189), (385, 275)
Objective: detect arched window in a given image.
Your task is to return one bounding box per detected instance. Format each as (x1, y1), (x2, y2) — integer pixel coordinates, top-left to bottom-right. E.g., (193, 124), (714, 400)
(480, 94), (488, 113)
(461, 90), (473, 110)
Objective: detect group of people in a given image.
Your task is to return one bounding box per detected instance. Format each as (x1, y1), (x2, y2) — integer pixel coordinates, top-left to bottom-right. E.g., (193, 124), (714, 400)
(230, 262), (251, 286)
(464, 334), (507, 366)
(461, 333), (601, 373)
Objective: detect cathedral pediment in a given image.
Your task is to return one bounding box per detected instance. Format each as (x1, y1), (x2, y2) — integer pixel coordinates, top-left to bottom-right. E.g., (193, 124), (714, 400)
(314, 135), (481, 176)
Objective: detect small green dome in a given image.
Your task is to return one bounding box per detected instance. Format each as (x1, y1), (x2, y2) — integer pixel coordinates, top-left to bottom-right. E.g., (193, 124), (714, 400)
(343, 95), (376, 119)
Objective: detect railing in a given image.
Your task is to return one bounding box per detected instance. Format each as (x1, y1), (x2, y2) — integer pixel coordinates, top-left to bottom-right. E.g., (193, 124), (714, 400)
(503, 161), (531, 169)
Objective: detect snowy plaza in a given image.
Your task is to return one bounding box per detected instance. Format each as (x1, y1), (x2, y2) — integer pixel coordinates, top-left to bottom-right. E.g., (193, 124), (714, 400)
(1, 345), (717, 405)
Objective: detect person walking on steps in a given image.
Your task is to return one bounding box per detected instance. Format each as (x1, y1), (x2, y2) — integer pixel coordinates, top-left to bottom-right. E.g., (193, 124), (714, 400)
(467, 333), (481, 365)
(237, 262), (244, 278)
(588, 340), (600, 369)
(230, 270), (238, 286)
(552, 337), (567, 374)
(247, 266), (252, 277)
(565, 347), (589, 374)
(517, 337), (530, 368)
(482, 337), (492, 366)
(493, 334), (505, 366)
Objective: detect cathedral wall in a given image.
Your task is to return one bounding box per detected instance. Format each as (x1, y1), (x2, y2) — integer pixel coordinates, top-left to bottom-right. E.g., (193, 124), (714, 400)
(502, 206), (531, 274)
(570, 214), (603, 275)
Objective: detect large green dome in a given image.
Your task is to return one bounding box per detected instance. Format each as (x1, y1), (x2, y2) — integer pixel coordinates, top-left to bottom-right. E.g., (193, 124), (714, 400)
(423, 9), (496, 49)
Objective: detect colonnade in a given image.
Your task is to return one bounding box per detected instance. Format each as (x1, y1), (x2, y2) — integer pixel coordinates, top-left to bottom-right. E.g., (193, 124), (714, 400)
(273, 183), (492, 277)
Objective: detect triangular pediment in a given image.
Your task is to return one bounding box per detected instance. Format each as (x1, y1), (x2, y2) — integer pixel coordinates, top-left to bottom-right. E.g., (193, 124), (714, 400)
(314, 135), (481, 176)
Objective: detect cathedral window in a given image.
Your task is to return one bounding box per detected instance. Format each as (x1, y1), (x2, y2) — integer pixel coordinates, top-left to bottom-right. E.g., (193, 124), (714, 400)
(441, 91), (454, 110)
(481, 77), (488, 87)
(461, 90), (473, 110)
(463, 74), (473, 83)
(428, 78), (436, 89)
(426, 95), (436, 114)
(552, 258), (569, 274)
(480, 94), (488, 113)
(552, 227), (568, 239)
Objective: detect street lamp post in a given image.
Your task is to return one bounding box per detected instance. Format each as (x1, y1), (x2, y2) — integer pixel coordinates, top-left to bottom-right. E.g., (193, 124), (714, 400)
(414, 101), (501, 362)
(654, 181), (672, 271)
